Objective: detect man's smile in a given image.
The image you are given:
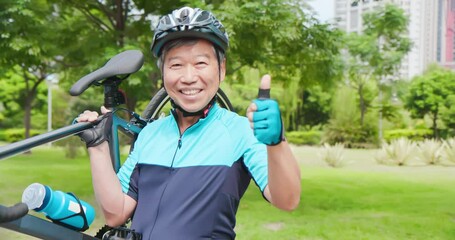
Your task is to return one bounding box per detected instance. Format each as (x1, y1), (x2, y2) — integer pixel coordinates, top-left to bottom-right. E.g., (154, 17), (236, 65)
(180, 89), (202, 96)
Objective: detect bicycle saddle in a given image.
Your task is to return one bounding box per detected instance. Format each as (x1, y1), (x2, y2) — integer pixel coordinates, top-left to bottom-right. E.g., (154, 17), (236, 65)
(69, 50), (144, 96)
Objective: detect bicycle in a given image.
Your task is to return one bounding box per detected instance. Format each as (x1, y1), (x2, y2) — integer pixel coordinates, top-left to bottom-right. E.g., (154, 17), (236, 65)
(0, 49), (233, 240)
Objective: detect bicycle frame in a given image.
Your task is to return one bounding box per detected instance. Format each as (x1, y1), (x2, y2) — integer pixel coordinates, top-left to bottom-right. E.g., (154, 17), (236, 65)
(1, 214), (98, 240)
(110, 113), (143, 172)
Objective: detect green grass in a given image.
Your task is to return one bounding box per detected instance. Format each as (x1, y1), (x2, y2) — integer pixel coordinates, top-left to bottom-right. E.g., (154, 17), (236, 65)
(236, 167), (455, 240)
(1, 146), (455, 239)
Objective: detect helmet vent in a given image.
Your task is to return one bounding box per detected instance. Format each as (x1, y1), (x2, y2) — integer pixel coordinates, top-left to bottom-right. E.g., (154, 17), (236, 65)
(178, 7), (192, 23)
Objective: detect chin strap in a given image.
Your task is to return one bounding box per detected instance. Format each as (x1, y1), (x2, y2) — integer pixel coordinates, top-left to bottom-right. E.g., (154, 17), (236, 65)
(171, 96), (217, 118)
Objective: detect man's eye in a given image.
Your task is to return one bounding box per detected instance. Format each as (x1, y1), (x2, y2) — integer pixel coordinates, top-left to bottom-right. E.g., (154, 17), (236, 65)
(196, 62), (208, 66)
(171, 63), (182, 68)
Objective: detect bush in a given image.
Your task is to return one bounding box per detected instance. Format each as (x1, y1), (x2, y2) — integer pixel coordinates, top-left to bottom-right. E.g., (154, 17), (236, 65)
(442, 138), (455, 164)
(323, 124), (378, 148)
(286, 131), (322, 146)
(375, 138), (416, 166)
(384, 129), (432, 142)
(416, 139), (443, 165)
(322, 84), (379, 148)
(53, 136), (86, 159)
(0, 130), (6, 142)
(4, 128), (45, 143)
(319, 143), (346, 168)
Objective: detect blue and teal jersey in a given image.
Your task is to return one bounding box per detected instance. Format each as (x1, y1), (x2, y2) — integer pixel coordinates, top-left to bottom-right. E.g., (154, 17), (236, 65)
(117, 103), (268, 239)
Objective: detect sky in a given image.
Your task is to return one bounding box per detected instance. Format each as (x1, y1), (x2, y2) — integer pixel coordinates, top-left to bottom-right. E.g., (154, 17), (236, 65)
(307, 0), (335, 22)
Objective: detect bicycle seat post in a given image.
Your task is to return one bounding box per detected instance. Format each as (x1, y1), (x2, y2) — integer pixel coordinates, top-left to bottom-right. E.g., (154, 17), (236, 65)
(103, 77), (125, 109)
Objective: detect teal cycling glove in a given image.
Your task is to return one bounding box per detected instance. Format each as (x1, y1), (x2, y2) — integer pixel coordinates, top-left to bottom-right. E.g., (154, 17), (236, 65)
(252, 99), (285, 145)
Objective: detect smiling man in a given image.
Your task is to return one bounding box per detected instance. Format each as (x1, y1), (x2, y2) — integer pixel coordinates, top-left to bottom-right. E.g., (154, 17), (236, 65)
(76, 7), (301, 239)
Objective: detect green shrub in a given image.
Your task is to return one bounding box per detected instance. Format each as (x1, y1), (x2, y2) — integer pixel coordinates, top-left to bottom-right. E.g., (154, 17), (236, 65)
(384, 129), (432, 142)
(0, 130), (6, 142)
(53, 136), (86, 159)
(322, 84), (379, 148)
(319, 143), (346, 168)
(323, 123), (378, 148)
(4, 128), (45, 143)
(375, 138), (416, 166)
(442, 138), (455, 164)
(417, 139), (443, 165)
(286, 131), (322, 145)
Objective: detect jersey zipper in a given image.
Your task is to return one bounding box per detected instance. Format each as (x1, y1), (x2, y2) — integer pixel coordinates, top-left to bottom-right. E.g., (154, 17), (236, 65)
(170, 136), (182, 169)
(149, 113), (207, 237)
(169, 113), (200, 169)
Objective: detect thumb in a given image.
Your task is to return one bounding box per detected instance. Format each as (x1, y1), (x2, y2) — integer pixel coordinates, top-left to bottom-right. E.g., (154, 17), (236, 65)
(257, 74), (271, 99)
(100, 106), (112, 114)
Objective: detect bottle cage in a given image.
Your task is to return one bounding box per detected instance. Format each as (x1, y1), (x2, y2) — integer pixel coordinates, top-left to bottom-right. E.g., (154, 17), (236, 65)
(45, 192), (89, 232)
(101, 226), (142, 240)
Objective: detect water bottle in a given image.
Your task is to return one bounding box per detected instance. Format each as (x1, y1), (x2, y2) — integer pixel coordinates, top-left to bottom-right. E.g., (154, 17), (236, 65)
(21, 183), (95, 231)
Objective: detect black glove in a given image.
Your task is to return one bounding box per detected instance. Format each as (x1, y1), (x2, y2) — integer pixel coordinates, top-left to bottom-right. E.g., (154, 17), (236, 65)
(77, 112), (113, 148)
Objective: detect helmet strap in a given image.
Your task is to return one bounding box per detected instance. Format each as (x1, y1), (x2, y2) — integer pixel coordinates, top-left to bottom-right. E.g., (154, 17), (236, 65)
(171, 95), (217, 118)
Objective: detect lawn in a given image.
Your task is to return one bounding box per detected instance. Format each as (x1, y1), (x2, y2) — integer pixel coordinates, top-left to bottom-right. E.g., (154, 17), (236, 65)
(0, 145), (454, 239)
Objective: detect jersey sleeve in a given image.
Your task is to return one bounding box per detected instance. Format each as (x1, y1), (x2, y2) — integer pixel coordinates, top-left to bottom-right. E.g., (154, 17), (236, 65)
(116, 128), (147, 201)
(230, 116), (268, 192)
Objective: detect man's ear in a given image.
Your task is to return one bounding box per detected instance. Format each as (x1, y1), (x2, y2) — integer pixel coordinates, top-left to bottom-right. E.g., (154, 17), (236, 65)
(220, 58), (226, 82)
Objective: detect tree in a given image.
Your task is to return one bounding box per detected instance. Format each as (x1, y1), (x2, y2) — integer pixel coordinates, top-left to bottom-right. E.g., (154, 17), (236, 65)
(345, 33), (376, 127)
(345, 3), (411, 139)
(219, 0), (344, 130)
(50, 0), (159, 112)
(291, 85), (332, 130)
(1, 0), (344, 134)
(405, 65), (455, 138)
(0, 0), (73, 138)
(0, 68), (48, 129)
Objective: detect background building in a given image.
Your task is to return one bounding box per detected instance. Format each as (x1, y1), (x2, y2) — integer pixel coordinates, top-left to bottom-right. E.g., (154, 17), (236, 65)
(440, 0), (455, 70)
(334, 0), (451, 80)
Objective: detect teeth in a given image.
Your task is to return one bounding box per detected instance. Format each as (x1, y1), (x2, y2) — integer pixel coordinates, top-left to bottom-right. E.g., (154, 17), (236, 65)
(181, 89), (200, 95)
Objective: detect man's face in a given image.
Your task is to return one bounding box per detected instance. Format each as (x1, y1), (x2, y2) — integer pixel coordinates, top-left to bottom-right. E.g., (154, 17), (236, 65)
(163, 39), (225, 113)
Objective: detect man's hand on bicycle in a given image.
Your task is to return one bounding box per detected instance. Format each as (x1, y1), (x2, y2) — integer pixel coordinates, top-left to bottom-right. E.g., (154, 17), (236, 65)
(75, 106), (113, 148)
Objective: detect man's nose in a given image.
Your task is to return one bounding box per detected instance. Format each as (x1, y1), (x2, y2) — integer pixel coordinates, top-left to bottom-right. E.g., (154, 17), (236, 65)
(180, 66), (197, 83)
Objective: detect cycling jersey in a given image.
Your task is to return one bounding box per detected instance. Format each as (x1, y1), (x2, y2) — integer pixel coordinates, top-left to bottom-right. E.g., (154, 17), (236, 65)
(117, 103), (268, 239)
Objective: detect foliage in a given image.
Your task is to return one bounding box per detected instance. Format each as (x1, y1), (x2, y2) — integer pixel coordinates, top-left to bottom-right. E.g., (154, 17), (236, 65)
(416, 139), (443, 165)
(49, 0), (159, 113)
(285, 131), (322, 146)
(375, 138), (416, 166)
(405, 65), (455, 138)
(384, 128), (432, 142)
(318, 143), (346, 167)
(219, 0), (344, 130)
(3, 128), (45, 143)
(52, 136), (86, 159)
(294, 85), (332, 130)
(361, 3), (412, 77)
(0, 0), (345, 134)
(0, 0), (71, 138)
(342, 3), (411, 134)
(382, 103), (412, 130)
(440, 95), (455, 138)
(0, 69), (49, 129)
(323, 85), (378, 148)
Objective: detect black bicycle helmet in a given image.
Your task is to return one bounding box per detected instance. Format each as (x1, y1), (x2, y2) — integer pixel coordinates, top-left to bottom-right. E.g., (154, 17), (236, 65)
(151, 7), (229, 58)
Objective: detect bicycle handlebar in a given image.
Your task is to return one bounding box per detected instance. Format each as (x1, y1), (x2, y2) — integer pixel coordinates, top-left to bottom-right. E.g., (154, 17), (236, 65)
(0, 203), (28, 223)
(69, 50), (144, 96)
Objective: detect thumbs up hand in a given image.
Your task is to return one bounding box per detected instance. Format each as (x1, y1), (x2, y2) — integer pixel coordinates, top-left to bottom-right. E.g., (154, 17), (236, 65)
(247, 74), (285, 146)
